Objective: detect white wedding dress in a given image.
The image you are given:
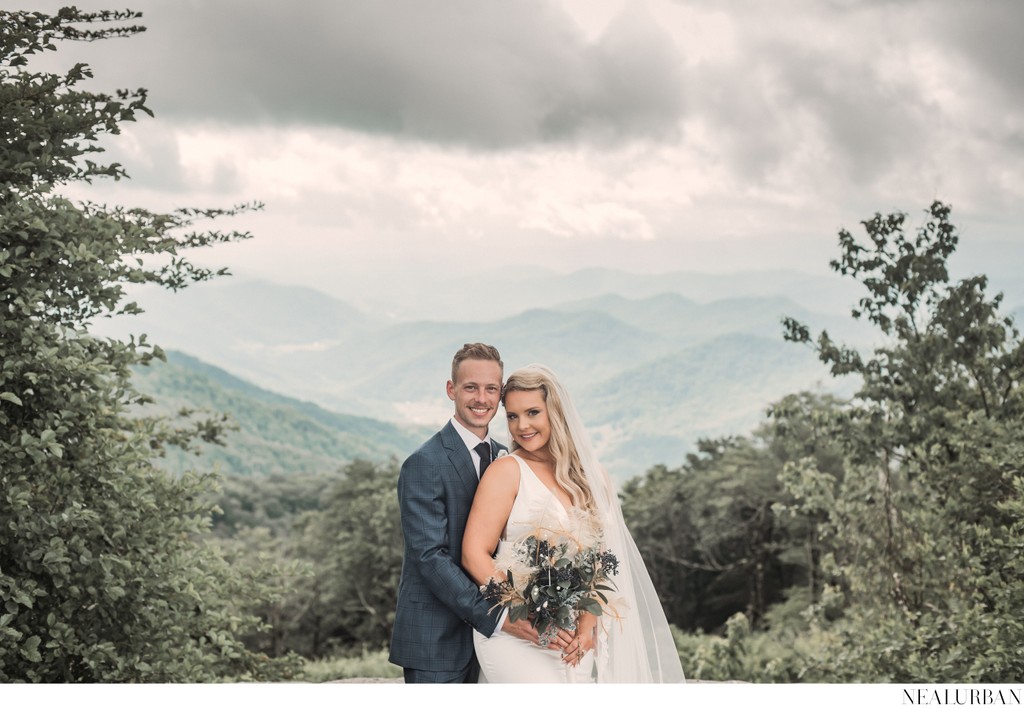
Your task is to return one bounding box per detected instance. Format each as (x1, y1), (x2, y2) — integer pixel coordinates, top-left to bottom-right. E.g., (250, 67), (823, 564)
(473, 454), (596, 683)
(472, 365), (685, 683)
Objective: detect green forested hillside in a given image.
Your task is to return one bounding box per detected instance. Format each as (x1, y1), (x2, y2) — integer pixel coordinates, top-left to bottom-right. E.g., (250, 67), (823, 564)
(130, 334), (853, 480)
(132, 351), (429, 476)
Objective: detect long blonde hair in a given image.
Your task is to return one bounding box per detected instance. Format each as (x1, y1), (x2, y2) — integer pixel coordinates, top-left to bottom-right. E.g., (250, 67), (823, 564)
(502, 365), (595, 514)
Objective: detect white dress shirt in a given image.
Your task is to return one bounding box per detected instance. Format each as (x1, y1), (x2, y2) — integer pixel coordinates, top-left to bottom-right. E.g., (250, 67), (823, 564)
(450, 416), (492, 478)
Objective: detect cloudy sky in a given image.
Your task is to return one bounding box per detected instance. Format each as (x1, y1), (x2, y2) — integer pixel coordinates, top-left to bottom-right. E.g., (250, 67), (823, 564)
(25, 0), (1024, 303)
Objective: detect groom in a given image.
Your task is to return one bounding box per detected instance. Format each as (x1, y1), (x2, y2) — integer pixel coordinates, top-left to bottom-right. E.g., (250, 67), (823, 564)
(389, 343), (538, 683)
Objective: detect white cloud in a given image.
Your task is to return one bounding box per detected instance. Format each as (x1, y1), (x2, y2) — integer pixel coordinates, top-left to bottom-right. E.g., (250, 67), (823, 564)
(22, 0), (1024, 300)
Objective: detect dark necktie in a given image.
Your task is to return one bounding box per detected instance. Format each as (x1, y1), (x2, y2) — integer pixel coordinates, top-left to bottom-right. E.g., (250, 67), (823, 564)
(474, 441), (492, 478)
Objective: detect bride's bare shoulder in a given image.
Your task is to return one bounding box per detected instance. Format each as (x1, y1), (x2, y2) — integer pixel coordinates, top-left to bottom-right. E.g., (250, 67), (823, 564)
(485, 454), (520, 478)
(474, 454), (520, 500)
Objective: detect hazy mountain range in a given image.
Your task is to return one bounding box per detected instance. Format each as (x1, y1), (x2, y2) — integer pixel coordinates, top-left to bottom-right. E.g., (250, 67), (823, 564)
(100, 267), (1021, 480)
(132, 350), (431, 476)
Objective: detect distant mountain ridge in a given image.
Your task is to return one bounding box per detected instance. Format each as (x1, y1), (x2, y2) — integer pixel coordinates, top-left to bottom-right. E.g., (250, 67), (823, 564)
(335, 266), (871, 323)
(95, 277), (877, 479)
(97, 268), (1023, 479)
(132, 350), (429, 477)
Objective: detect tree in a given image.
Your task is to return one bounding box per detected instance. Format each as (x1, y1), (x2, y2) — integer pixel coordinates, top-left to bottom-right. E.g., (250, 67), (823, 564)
(622, 393), (846, 635)
(207, 472), (332, 658)
(765, 391), (848, 604)
(0, 8), (296, 681)
(783, 201), (1024, 681)
(299, 459), (403, 654)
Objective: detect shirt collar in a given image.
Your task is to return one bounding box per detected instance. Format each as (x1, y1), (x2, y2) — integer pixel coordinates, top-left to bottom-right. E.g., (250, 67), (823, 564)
(450, 416), (491, 452)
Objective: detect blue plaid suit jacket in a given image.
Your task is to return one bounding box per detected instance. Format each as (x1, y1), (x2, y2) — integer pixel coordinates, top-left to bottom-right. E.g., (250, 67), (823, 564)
(389, 421), (506, 672)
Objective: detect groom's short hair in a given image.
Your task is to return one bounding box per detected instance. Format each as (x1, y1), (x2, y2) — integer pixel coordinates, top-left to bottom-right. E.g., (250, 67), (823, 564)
(451, 343), (503, 382)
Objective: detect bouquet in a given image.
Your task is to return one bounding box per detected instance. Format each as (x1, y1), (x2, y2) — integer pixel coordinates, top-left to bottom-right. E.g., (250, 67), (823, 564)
(482, 510), (620, 645)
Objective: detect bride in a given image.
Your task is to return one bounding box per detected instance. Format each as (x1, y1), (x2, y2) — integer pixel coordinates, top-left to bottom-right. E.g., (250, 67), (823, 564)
(462, 364), (685, 683)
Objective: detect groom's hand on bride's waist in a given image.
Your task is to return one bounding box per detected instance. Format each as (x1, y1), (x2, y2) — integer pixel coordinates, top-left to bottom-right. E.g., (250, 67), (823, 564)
(501, 617), (540, 644)
(501, 617), (572, 650)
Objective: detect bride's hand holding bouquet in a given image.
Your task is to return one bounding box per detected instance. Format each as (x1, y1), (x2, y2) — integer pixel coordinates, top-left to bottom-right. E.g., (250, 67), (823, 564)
(480, 508), (620, 665)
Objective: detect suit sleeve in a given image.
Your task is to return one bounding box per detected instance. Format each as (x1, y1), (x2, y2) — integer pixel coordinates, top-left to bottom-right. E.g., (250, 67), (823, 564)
(398, 452), (500, 637)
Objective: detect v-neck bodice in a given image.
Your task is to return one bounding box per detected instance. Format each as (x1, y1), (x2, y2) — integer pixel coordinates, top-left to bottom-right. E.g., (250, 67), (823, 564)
(503, 454), (572, 541)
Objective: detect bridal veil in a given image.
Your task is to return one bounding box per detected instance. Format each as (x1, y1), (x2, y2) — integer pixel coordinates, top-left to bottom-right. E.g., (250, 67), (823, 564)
(521, 365), (685, 683)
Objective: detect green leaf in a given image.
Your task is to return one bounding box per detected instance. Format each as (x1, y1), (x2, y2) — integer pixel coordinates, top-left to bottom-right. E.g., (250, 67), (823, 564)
(0, 392), (23, 406)
(21, 635), (42, 663)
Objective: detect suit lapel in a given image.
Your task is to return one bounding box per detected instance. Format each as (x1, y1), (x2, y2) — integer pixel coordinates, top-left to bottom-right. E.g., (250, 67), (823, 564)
(441, 421), (479, 495)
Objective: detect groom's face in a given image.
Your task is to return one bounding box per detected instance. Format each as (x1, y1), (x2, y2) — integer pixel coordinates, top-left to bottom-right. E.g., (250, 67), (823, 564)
(447, 358), (502, 438)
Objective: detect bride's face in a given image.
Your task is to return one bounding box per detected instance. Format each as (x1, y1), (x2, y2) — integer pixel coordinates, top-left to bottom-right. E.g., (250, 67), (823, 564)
(503, 389), (551, 455)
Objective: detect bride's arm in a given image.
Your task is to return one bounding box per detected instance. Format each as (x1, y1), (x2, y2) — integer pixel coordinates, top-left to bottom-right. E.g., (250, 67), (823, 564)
(464, 458), (576, 649)
(462, 456), (519, 585)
